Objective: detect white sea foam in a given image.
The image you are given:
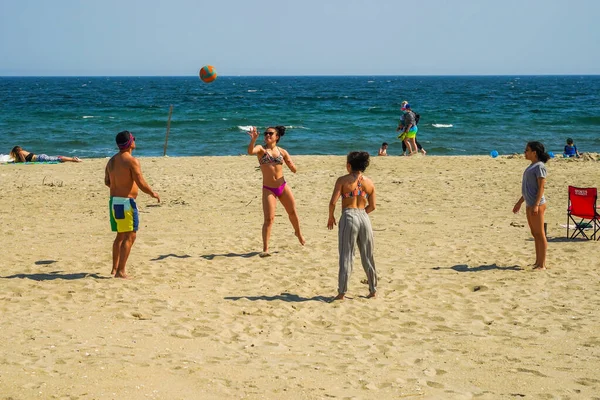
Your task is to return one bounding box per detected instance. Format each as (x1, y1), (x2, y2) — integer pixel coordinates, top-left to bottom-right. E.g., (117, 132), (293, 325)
(432, 124), (453, 128)
(285, 125), (308, 129)
(82, 116), (95, 119)
(238, 125), (308, 131)
(247, 90), (258, 92)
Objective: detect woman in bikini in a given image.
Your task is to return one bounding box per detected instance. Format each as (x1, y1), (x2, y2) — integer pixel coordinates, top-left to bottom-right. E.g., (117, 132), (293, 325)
(327, 151), (377, 300)
(247, 126), (305, 257)
(10, 146), (82, 163)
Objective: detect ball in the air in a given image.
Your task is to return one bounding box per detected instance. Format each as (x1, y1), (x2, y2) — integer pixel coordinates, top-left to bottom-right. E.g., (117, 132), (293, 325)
(199, 65), (217, 83)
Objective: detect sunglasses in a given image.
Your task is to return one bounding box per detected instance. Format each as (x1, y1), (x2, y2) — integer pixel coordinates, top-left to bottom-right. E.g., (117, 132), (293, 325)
(264, 131), (276, 137)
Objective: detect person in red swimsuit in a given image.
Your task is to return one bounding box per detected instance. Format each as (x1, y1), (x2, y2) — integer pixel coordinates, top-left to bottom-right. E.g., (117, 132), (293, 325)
(247, 126), (305, 257)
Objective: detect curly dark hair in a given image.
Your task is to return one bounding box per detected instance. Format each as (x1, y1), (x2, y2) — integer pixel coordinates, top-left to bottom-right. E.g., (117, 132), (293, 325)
(347, 151), (370, 172)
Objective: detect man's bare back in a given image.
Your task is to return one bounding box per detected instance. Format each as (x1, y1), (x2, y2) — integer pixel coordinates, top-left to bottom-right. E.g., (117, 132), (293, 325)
(105, 152), (140, 198)
(105, 151), (159, 202)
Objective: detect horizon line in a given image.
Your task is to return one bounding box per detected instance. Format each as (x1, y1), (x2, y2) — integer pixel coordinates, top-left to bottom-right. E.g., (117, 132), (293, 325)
(1, 73), (599, 78)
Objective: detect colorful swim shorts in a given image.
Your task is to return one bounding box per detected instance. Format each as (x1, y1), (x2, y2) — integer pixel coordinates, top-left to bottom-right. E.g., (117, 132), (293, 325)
(109, 197), (139, 233)
(406, 126), (418, 139)
(398, 126), (418, 140)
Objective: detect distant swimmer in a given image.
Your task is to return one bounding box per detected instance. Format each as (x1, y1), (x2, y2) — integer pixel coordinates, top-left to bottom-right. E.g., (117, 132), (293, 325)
(105, 131), (160, 278)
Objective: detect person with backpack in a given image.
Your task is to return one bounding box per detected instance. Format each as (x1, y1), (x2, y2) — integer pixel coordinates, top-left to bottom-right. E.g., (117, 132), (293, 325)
(396, 101), (426, 156)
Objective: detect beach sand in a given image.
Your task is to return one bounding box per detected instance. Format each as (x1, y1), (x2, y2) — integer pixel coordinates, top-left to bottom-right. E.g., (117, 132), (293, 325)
(1, 154), (599, 399)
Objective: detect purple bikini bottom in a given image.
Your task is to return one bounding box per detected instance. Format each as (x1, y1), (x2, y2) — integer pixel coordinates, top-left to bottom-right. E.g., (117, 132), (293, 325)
(263, 181), (286, 197)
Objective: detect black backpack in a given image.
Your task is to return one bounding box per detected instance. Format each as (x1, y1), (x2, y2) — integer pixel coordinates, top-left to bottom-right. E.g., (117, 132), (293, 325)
(414, 112), (421, 125)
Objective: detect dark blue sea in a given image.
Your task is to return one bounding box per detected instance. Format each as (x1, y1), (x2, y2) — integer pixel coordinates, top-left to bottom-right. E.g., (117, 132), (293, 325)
(1, 76), (599, 158)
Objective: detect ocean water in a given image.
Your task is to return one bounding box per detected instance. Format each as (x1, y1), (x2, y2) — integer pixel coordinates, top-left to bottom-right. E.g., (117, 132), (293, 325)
(1, 76), (599, 158)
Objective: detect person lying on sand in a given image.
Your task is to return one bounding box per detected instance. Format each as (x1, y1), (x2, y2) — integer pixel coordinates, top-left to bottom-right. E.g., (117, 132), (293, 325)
(10, 146), (82, 163)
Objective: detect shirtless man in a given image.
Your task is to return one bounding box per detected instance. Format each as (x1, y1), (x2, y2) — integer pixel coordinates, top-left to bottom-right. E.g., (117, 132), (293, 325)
(105, 131), (160, 278)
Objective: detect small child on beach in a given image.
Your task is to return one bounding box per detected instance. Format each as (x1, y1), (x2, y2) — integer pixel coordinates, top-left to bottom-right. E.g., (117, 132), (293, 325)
(378, 142), (388, 156)
(512, 141), (549, 271)
(563, 138), (581, 158)
(327, 151), (377, 300)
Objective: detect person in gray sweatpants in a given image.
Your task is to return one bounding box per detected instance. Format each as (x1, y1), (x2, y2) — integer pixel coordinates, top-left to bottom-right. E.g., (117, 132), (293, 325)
(327, 151), (377, 300)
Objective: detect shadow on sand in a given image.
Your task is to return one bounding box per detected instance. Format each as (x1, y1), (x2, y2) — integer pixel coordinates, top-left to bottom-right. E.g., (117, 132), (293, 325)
(201, 251), (263, 260)
(150, 254), (192, 261)
(529, 236), (595, 243)
(225, 292), (332, 303)
(2, 271), (110, 281)
(433, 264), (523, 272)
(35, 260), (57, 265)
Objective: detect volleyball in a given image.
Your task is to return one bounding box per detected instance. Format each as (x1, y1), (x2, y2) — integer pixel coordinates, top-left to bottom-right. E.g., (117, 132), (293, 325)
(199, 65), (217, 83)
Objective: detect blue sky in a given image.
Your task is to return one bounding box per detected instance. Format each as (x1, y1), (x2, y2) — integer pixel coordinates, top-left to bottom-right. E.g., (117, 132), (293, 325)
(0, 0), (598, 76)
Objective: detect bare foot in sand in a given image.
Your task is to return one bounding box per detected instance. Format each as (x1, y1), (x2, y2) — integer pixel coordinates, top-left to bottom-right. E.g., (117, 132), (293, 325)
(295, 231), (306, 246)
(259, 252), (271, 258)
(114, 272), (131, 279)
(532, 265), (547, 271)
(366, 292), (376, 298)
(333, 294), (345, 301)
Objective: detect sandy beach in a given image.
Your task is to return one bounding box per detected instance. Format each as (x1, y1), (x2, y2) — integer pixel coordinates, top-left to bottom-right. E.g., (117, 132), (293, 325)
(1, 154), (599, 399)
